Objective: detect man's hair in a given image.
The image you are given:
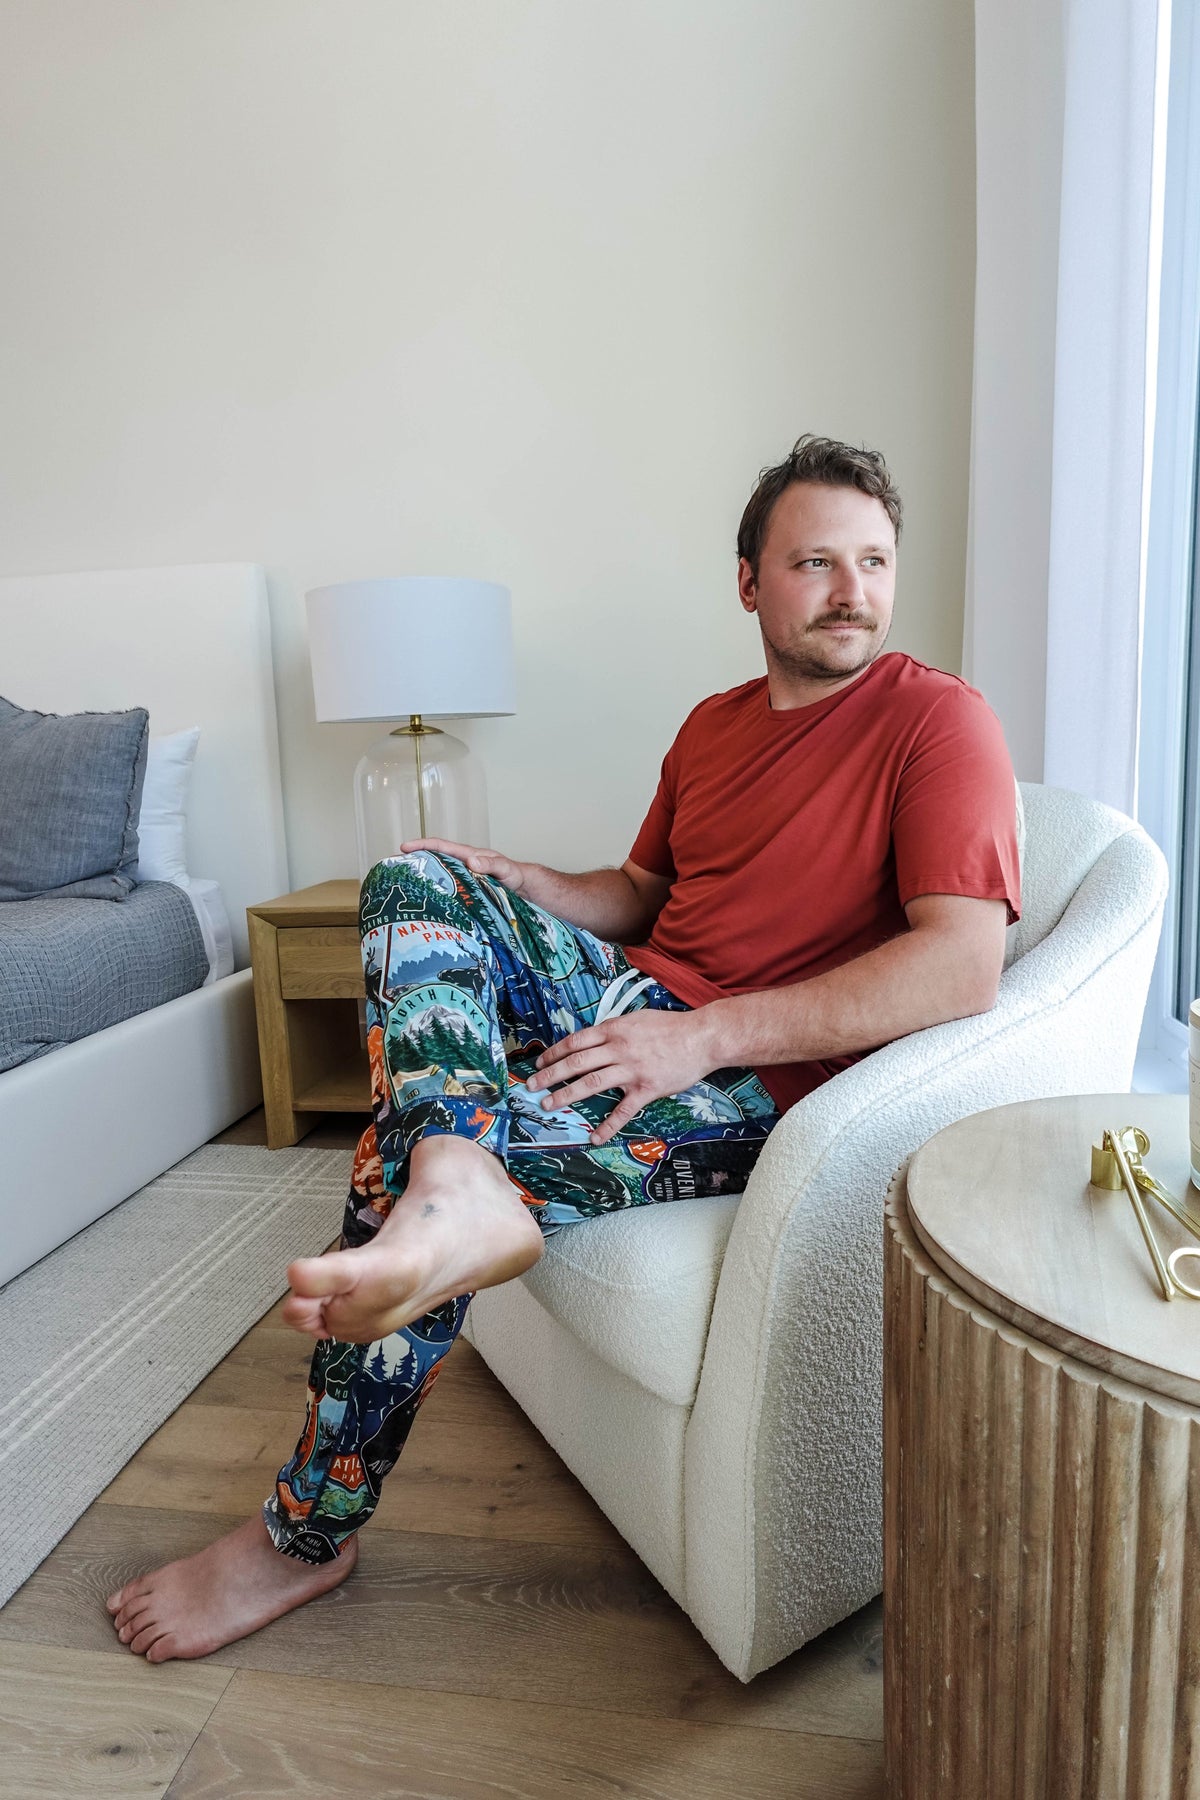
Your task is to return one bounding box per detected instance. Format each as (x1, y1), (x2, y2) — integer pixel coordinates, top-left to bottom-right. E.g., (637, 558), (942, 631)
(737, 434), (903, 577)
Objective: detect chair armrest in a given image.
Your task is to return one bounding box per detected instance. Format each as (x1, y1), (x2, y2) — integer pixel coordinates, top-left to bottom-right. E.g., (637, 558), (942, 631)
(682, 824), (1166, 1680)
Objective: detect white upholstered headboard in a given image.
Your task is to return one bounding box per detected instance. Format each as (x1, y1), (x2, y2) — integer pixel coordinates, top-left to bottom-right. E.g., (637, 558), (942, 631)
(0, 561), (289, 968)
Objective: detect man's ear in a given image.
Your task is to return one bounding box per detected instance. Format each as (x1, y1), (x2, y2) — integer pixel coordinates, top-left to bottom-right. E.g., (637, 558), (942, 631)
(737, 556), (758, 614)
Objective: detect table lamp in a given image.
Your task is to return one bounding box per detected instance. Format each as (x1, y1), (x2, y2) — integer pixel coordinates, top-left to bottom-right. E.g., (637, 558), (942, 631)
(306, 577), (516, 878)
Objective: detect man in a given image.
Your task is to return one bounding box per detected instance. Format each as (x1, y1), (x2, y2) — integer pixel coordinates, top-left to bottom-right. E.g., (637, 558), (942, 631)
(107, 434), (1019, 1661)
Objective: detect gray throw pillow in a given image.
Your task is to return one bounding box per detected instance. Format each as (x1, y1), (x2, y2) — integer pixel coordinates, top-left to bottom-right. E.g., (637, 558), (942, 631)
(0, 695), (149, 901)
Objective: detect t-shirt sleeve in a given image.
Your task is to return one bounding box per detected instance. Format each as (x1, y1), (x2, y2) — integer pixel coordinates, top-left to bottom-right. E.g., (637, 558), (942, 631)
(892, 684), (1022, 923)
(628, 737), (680, 879)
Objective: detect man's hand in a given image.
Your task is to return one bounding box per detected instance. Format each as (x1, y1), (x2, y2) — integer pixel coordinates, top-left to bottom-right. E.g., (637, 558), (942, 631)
(400, 837), (528, 893)
(527, 1008), (716, 1145)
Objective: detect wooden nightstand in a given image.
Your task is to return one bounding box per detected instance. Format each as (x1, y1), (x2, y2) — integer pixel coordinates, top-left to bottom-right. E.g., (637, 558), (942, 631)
(246, 880), (372, 1149)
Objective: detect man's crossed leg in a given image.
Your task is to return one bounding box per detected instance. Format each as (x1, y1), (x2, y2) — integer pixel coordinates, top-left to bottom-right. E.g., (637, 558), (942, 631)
(106, 851), (777, 1660)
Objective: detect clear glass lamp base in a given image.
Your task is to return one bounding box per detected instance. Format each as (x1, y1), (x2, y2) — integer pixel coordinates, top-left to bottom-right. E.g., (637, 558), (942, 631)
(353, 725), (490, 881)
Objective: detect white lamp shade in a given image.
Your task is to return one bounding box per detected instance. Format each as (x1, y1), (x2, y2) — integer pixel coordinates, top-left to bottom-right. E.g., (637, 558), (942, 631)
(306, 577), (516, 721)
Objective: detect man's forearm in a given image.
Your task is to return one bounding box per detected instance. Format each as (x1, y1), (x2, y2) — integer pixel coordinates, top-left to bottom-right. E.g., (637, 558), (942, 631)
(693, 921), (1001, 1070)
(518, 864), (656, 943)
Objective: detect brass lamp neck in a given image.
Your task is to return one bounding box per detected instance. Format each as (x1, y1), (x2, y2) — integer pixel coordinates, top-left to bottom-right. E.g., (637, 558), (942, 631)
(391, 714), (443, 738)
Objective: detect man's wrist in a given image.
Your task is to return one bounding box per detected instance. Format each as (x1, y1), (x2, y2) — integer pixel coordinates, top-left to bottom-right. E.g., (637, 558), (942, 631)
(691, 999), (735, 1073)
(691, 992), (795, 1072)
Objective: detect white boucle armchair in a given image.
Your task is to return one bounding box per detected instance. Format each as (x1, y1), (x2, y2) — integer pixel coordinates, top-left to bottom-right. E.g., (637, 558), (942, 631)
(462, 785), (1168, 1680)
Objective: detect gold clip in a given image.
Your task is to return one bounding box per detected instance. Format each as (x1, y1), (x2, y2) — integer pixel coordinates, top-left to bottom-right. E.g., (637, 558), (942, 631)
(1090, 1127), (1200, 1301)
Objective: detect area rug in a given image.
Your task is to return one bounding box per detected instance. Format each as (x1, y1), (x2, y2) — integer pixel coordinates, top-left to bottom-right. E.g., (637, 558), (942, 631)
(0, 1141), (350, 1607)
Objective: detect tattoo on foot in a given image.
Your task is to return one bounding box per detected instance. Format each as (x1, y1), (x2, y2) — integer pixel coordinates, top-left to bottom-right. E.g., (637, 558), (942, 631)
(420, 1202), (438, 1218)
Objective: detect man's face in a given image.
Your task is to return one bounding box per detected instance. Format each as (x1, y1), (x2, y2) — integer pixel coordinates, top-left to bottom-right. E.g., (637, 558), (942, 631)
(737, 481), (896, 698)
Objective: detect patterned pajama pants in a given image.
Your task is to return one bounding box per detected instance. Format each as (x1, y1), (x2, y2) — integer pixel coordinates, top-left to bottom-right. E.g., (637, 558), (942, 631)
(263, 851), (780, 1564)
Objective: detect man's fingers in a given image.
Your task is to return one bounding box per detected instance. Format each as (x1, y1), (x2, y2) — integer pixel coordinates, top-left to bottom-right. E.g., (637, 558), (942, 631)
(540, 1067), (626, 1111)
(399, 836), (468, 855)
(591, 1093), (644, 1144)
(400, 836), (489, 868)
(399, 838), (519, 887)
(400, 836), (495, 863)
(530, 1048), (598, 1087)
(531, 1029), (604, 1078)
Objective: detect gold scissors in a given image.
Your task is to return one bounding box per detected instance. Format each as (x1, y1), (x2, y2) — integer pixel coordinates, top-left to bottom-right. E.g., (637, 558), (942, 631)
(1090, 1126), (1200, 1301)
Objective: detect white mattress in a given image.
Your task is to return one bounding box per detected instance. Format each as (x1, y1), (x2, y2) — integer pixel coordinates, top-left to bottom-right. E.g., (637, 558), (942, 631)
(185, 877), (235, 985)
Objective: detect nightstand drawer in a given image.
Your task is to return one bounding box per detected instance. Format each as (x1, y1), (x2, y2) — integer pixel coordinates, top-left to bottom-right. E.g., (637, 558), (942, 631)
(278, 928), (363, 998)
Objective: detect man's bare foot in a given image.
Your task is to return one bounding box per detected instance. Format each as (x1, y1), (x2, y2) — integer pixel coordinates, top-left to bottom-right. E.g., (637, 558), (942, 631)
(105, 1515), (356, 1662)
(283, 1136), (545, 1343)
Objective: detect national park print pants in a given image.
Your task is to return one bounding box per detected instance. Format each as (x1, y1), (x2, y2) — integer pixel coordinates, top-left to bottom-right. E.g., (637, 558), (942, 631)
(263, 850), (779, 1563)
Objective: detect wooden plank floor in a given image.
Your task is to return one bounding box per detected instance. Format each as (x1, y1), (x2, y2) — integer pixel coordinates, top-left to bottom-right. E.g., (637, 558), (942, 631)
(0, 1109), (885, 1799)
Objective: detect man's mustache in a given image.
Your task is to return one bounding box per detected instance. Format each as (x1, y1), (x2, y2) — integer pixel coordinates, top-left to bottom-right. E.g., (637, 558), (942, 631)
(809, 615), (875, 631)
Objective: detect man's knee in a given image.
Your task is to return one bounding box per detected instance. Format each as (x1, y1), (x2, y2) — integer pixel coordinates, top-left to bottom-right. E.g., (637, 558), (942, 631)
(362, 849), (467, 896)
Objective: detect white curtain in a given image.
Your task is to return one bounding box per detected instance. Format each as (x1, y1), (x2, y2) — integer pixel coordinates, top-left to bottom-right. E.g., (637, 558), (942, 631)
(967, 0), (1167, 814)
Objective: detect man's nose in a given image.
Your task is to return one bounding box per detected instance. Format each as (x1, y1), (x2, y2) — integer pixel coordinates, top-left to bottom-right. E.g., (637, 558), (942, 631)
(829, 564), (866, 608)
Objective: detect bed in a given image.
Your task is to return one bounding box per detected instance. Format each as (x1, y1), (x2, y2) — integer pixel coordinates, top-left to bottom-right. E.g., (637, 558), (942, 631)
(0, 562), (290, 1286)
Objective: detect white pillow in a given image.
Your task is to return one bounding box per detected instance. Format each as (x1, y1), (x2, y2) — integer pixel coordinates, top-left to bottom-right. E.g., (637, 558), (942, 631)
(134, 726), (200, 885)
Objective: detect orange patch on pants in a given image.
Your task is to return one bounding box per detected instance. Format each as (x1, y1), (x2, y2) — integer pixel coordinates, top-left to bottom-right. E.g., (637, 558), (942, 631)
(352, 1125), (385, 1195)
(367, 1024), (386, 1104)
(327, 1453), (367, 1491)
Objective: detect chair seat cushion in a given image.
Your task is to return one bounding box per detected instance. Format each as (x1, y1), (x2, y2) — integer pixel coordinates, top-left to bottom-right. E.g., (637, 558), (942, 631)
(518, 1193), (741, 1407)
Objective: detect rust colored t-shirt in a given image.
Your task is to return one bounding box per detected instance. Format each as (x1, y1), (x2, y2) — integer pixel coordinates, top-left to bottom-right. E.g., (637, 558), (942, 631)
(623, 652), (1021, 1113)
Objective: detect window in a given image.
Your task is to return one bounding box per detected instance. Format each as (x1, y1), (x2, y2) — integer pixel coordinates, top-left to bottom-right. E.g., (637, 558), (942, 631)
(1136, 0), (1200, 1090)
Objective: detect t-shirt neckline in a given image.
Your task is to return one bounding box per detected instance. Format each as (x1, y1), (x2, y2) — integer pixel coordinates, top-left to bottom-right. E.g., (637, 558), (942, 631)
(760, 651), (892, 723)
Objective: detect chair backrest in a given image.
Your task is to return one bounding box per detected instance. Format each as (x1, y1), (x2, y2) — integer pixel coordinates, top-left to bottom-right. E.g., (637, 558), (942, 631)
(1009, 781), (1147, 965)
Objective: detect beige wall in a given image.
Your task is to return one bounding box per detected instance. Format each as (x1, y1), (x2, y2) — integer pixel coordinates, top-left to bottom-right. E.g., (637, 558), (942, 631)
(0, 0), (975, 888)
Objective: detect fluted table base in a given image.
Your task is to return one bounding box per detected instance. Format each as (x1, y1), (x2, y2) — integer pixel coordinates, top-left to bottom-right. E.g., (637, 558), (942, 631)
(884, 1166), (1200, 1800)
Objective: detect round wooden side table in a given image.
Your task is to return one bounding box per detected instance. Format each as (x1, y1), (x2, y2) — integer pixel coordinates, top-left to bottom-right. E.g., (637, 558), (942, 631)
(884, 1093), (1200, 1800)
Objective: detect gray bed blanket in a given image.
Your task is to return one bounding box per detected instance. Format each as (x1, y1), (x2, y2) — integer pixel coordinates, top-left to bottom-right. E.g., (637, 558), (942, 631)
(0, 880), (210, 1073)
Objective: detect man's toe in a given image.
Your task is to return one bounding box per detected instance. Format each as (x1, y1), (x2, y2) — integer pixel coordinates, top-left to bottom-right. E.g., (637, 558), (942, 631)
(281, 1294), (329, 1334)
(129, 1619), (169, 1657)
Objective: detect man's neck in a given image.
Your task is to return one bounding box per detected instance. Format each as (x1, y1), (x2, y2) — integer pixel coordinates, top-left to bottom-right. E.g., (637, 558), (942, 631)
(764, 658), (880, 712)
